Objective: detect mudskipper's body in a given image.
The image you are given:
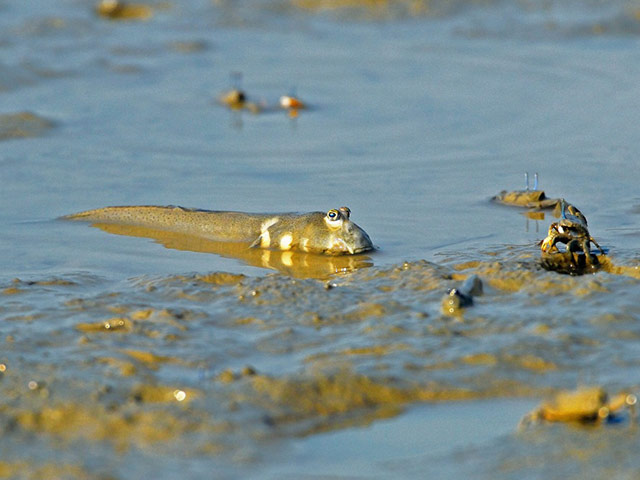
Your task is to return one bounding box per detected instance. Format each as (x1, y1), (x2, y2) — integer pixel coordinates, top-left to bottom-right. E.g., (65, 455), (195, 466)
(63, 205), (373, 255)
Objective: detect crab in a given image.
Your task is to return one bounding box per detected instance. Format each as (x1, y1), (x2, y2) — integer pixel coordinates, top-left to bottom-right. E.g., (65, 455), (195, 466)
(519, 387), (637, 428)
(540, 201), (604, 266)
(493, 172), (562, 210)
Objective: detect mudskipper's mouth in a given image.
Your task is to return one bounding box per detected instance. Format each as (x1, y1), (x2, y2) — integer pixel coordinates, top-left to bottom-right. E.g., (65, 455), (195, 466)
(350, 245), (373, 254)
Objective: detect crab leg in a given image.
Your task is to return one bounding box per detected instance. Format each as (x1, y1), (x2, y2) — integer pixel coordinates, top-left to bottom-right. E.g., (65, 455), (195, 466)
(589, 236), (605, 255)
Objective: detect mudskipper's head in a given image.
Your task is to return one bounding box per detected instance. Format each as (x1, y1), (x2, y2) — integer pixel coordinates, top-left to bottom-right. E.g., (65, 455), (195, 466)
(256, 207), (374, 255)
(318, 207), (373, 255)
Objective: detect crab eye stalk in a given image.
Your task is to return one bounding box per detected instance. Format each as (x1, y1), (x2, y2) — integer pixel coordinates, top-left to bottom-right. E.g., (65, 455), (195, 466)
(326, 209), (341, 222)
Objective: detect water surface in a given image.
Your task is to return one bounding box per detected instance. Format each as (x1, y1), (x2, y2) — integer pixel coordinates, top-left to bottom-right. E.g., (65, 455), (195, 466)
(2, 0), (640, 478)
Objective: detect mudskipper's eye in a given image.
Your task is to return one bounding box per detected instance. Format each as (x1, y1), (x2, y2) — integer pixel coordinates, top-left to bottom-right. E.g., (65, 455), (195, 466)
(326, 209), (341, 222)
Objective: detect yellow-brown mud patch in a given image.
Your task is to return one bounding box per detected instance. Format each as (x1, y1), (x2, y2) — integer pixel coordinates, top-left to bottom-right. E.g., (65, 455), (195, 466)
(4, 278), (78, 294)
(2, 287), (22, 295)
(600, 256), (640, 279)
(122, 349), (179, 369)
(130, 309), (153, 320)
(239, 369), (542, 436)
(249, 371), (473, 415)
(0, 112), (54, 140)
(461, 352), (555, 371)
(74, 307), (191, 335)
(193, 272), (247, 285)
(76, 317), (132, 333)
(240, 370), (552, 436)
(453, 260), (482, 271)
(462, 353), (498, 366)
(131, 384), (196, 404)
(161, 272), (246, 287)
(348, 302), (387, 318)
(460, 259), (605, 296)
(504, 354), (557, 372)
(8, 400), (218, 453)
(292, 0), (429, 17)
(169, 40), (209, 54)
(216, 366), (257, 384)
(305, 344), (411, 363)
(342, 262), (449, 308)
(98, 356), (138, 376)
(0, 461), (91, 480)
(233, 316), (266, 327)
(341, 344), (410, 356)
(107, 305), (128, 315)
(96, 1), (153, 20)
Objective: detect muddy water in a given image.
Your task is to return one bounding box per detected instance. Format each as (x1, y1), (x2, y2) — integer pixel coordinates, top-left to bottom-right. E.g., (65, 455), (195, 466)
(2, 0), (640, 478)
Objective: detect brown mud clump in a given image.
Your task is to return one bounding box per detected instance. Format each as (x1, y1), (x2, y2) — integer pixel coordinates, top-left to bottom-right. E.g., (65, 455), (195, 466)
(292, 0), (429, 19)
(243, 370), (488, 435)
(95, 0), (153, 20)
(0, 112), (54, 140)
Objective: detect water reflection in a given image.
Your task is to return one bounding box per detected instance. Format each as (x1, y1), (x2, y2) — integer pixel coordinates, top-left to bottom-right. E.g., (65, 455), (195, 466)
(90, 223), (374, 279)
(523, 210), (544, 233)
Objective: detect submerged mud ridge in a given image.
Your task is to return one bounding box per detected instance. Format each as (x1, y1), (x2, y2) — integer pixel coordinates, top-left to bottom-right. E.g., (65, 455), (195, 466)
(0, 111), (54, 141)
(1, 248), (640, 477)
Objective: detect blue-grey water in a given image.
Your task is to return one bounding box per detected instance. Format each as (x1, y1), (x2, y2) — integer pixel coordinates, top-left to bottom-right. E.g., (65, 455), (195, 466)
(2, 1), (640, 478)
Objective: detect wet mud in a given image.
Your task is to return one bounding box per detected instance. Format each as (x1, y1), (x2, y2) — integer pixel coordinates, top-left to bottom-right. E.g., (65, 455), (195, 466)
(2, 247), (640, 477)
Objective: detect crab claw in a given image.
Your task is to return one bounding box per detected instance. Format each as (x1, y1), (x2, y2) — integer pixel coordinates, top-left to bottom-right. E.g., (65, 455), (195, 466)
(541, 236), (555, 253)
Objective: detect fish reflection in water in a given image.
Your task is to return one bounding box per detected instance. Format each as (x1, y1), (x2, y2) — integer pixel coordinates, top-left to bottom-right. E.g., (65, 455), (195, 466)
(89, 223), (374, 279)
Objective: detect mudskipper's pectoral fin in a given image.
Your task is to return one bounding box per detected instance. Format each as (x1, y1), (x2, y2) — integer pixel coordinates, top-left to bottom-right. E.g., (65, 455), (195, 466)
(249, 223), (279, 249)
(249, 234), (265, 249)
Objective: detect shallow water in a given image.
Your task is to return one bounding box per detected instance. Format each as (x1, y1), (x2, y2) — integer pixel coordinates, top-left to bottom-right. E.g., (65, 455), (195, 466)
(2, 0), (640, 478)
